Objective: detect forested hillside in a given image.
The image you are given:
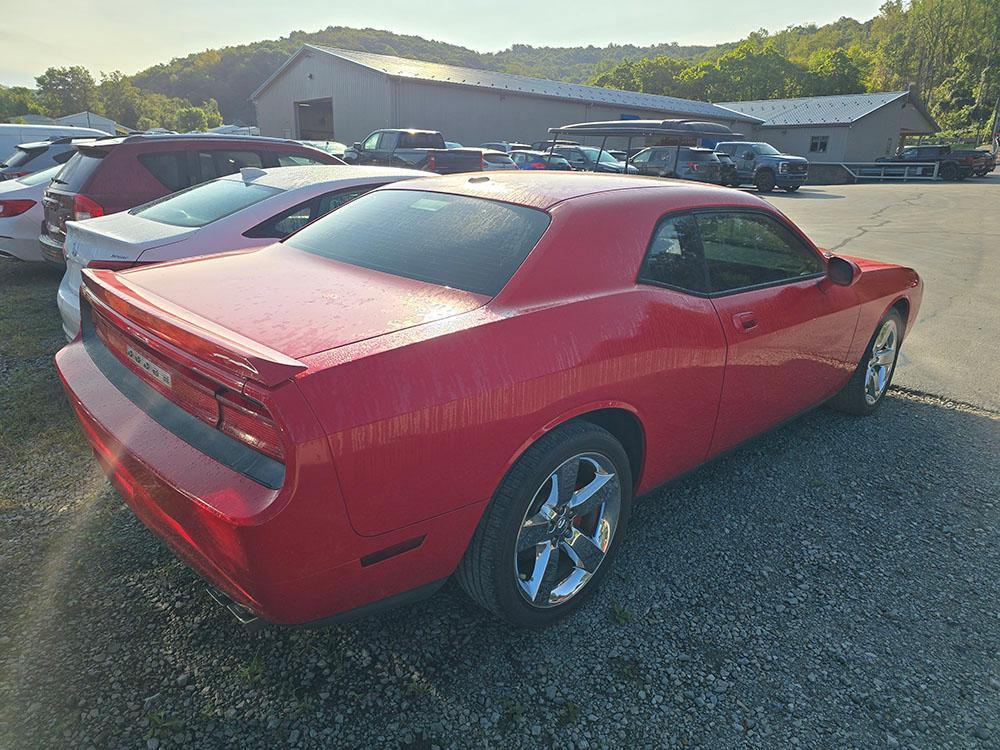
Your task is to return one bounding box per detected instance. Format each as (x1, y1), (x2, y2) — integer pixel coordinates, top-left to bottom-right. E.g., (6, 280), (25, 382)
(592, 1), (999, 137)
(3, 1), (997, 138)
(129, 28), (718, 124)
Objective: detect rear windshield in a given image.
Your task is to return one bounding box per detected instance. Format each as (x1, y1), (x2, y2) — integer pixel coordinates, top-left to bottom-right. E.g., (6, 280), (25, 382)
(682, 149), (717, 161)
(131, 177), (283, 228)
(51, 149), (106, 192)
(17, 165), (62, 186)
(1, 146), (45, 168)
(284, 190), (550, 296)
(399, 132), (446, 149)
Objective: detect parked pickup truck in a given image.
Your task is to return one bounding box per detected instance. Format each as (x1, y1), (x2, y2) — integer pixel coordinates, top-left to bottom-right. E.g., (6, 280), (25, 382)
(876, 144), (987, 180)
(344, 130), (483, 173)
(713, 141), (808, 192)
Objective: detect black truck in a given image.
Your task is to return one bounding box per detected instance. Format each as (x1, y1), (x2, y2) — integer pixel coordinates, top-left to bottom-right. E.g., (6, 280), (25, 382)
(877, 144), (987, 180)
(344, 129), (483, 174)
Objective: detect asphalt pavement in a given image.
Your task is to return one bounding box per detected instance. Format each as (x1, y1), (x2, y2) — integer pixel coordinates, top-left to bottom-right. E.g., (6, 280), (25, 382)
(766, 178), (1000, 413)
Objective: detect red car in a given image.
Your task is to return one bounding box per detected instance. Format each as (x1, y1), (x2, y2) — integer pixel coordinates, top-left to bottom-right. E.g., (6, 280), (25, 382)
(56, 173), (922, 628)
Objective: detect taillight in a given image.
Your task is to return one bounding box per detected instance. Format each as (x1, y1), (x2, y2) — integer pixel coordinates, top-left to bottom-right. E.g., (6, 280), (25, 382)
(0, 199), (35, 218)
(425, 153), (436, 172)
(481, 156), (488, 170)
(687, 162), (700, 171)
(73, 194), (105, 221)
(530, 161), (546, 169)
(218, 390), (284, 461)
(2, 171), (29, 180)
(93, 309), (285, 463)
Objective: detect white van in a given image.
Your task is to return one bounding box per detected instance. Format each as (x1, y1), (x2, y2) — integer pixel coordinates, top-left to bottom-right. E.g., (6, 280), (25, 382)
(0, 124), (109, 168)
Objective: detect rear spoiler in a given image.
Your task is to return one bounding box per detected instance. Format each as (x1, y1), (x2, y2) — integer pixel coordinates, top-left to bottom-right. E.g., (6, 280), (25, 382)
(82, 269), (307, 388)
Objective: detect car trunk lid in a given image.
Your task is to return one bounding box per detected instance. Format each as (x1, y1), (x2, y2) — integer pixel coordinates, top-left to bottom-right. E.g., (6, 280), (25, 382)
(64, 217), (196, 301)
(95, 244), (490, 361)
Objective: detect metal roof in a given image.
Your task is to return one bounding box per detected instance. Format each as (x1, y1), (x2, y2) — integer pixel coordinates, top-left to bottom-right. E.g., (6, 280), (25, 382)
(252, 45), (762, 124)
(718, 91), (915, 127)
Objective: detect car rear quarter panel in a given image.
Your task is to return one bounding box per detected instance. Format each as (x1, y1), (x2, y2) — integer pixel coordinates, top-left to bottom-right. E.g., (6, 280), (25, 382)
(298, 189), (737, 537)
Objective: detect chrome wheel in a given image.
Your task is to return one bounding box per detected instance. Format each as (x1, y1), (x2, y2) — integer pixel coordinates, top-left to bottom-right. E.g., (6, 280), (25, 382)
(864, 318), (898, 405)
(514, 452), (622, 609)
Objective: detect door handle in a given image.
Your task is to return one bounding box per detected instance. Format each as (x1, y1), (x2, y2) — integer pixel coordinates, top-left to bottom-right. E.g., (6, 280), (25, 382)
(732, 312), (758, 331)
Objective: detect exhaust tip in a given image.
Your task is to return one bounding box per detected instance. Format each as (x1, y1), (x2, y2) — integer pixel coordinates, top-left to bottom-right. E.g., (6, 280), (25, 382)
(205, 586), (264, 630)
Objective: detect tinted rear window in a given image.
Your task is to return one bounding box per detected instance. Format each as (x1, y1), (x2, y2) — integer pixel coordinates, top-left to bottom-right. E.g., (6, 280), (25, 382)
(2, 146), (45, 168)
(682, 150), (717, 161)
(131, 177), (283, 228)
(399, 132), (445, 149)
(284, 190), (550, 296)
(51, 150), (106, 191)
(17, 165), (62, 186)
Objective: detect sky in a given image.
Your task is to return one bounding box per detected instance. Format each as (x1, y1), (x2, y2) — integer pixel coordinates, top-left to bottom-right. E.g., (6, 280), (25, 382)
(0, 0), (885, 87)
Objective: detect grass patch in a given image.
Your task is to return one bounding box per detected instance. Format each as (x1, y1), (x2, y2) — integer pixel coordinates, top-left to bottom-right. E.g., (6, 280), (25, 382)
(0, 261), (88, 501)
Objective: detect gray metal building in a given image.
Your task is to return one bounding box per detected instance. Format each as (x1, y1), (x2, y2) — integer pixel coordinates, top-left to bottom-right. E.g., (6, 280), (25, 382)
(251, 45), (761, 147)
(719, 90), (939, 162)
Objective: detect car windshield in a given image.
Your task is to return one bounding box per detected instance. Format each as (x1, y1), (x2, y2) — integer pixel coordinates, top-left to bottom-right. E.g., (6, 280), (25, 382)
(580, 147), (622, 164)
(753, 144), (781, 156)
(16, 165), (62, 186)
(284, 189), (551, 296)
(131, 177), (283, 228)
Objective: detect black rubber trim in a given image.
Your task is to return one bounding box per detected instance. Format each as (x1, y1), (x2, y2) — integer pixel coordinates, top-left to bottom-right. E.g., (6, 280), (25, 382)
(80, 301), (285, 489)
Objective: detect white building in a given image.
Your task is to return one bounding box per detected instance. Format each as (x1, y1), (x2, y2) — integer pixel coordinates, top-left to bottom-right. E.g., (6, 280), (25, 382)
(718, 90), (939, 162)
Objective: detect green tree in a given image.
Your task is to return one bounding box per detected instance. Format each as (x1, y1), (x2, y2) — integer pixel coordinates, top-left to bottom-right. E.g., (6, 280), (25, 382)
(35, 66), (99, 117)
(0, 86), (44, 121)
(176, 106), (209, 132)
(805, 48), (865, 95)
(98, 72), (143, 129)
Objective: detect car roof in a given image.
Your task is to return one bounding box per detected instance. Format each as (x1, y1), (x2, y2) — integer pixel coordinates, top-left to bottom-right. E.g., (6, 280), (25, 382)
(85, 133), (314, 149)
(383, 171), (767, 211)
(218, 164), (427, 190)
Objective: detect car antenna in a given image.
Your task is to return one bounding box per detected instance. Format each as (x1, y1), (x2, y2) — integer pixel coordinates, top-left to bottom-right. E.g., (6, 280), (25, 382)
(241, 167), (267, 183)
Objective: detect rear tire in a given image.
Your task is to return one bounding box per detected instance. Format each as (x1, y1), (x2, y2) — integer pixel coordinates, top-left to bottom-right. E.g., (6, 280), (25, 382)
(456, 422), (633, 627)
(939, 163), (958, 181)
(829, 309), (904, 416)
(755, 170), (776, 193)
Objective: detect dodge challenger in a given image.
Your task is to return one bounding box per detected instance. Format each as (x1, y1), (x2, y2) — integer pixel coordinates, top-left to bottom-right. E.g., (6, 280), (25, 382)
(56, 172), (922, 628)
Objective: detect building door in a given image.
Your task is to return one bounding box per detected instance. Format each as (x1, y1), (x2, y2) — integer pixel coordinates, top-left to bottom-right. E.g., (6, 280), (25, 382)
(295, 98), (335, 140)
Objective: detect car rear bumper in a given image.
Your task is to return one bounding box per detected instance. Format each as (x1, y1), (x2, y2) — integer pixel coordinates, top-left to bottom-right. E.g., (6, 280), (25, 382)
(56, 329), (484, 626)
(56, 272), (81, 341)
(39, 232), (66, 266)
(0, 235), (44, 262)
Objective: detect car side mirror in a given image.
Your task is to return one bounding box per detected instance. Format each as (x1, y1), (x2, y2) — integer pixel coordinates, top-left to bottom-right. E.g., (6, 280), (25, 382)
(826, 255), (860, 287)
(352, 142), (363, 151)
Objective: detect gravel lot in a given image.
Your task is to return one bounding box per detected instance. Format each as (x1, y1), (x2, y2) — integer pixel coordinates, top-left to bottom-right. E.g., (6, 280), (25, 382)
(1, 181), (998, 750)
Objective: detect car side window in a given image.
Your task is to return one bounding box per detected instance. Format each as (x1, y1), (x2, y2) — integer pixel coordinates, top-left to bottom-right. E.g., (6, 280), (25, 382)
(316, 186), (369, 215)
(697, 212), (825, 293)
(278, 153), (324, 166)
(363, 132), (382, 150)
(631, 150), (650, 164)
(138, 152), (190, 191)
(638, 213), (707, 293)
(212, 150), (263, 174)
(244, 198), (317, 240)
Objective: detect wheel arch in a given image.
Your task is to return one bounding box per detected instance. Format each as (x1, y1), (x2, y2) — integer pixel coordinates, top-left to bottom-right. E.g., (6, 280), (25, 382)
(503, 403), (646, 496)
